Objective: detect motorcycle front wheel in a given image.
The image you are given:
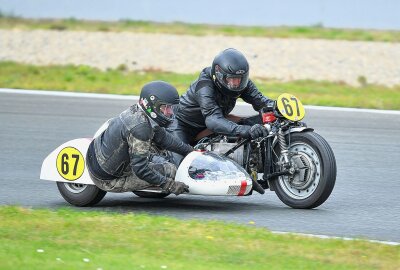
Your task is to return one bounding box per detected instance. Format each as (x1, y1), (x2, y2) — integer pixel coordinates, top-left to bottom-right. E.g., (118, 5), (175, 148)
(270, 131), (336, 209)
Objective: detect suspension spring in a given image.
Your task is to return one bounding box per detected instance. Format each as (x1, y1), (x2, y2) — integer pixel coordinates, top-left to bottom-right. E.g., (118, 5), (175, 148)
(278, 129), (288, 151)
(278, 129), (290, 164)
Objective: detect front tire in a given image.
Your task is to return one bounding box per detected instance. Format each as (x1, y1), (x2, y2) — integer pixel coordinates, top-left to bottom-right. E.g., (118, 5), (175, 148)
(56, 182), (107, 207)
(270, 132), (336, 209)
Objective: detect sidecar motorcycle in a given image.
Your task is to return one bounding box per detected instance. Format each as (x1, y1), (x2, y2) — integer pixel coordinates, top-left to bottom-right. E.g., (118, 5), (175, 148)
(40, 93), (336, 209)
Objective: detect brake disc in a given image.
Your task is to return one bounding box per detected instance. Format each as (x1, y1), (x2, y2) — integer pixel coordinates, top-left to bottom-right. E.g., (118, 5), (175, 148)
(288, 153), (316, 189)
(278, 142), (321, 199)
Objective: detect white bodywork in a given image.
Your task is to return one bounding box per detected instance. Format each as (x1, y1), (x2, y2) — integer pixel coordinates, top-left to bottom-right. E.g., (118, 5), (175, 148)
(40, 138), (95, 185)
(175, 151), (252, 196)
(41, 139), (253, 196)
(40, 119), (110, 185)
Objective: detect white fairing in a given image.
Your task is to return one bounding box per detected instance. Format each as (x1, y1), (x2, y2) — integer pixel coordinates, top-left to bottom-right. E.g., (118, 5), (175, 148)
(40, 138), (95, 185)
(40, 121), (110, 184)
(175, 151), (252, 196)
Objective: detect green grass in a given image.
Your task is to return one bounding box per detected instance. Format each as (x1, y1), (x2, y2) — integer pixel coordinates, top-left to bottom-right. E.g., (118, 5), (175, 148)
(1, 61), (399, 110)
(1, 15), (400, 42)
(0, 206), (398, 270)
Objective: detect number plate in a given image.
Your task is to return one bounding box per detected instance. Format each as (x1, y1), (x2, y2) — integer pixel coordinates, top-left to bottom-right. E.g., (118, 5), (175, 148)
(276, 93), (305, 121)
(56, 147), (85, 181)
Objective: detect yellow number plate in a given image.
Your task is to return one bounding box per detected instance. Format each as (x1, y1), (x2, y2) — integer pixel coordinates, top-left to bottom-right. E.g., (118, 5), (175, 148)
(276, 93), (305, 121)
(56, 147), (85, 181)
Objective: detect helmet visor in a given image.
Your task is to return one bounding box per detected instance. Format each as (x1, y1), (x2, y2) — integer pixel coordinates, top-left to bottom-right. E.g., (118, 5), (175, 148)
(159, 104), (174, 119)
(215, 65), (249, 92)
(225, 75), (243, 90)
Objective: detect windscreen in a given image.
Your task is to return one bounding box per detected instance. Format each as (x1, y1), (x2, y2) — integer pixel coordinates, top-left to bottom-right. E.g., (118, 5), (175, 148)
(188, 152), (248, 181)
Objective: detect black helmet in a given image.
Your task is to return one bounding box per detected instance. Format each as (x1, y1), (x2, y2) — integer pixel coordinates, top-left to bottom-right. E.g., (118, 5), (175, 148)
(139, 81), (179, 127)
(211, 48), (249, 97)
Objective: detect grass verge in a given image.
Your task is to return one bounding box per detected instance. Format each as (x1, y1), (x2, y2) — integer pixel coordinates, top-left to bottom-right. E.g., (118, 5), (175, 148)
(1, 61), (399, 110)
(0, 15), (399, 42)
(0, 206), (398, 270)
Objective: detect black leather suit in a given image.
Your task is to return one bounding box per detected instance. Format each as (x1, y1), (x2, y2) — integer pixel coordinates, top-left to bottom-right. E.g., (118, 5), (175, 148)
(86, 104), (193, 192)
(170, 67), (272, 164)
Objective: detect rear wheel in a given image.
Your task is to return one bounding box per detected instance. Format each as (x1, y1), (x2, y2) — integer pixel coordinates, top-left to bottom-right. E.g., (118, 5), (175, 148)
(56, 182), (107, 207)
(270, 131), (336, 209)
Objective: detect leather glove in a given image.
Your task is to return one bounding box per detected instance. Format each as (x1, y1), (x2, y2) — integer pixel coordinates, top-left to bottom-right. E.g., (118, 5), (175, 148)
(247, 124), (269, 139)
(264, 99), (276, 112)
(161, 178), (189, 195)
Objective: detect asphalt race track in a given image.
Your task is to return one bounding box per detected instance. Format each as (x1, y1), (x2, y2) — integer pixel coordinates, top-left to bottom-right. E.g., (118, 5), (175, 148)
(1, 89), (399, 242)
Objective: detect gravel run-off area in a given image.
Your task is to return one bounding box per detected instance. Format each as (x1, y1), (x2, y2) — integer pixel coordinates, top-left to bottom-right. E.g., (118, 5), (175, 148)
(1, 29), (400, 87)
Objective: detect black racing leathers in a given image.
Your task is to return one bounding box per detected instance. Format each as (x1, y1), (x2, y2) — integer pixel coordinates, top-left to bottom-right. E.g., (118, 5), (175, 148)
(175, 67), (272, 137)
(87, 104), (193, 185)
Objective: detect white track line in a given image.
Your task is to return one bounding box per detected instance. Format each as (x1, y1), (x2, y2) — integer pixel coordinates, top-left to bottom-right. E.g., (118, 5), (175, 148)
(272, 231), (400, 246)
(0, 88), (137, 100)
(1, 88), (399, 115)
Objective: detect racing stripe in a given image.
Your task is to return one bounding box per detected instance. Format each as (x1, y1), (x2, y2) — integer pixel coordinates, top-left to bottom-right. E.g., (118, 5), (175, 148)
(238, 180), (247, 196)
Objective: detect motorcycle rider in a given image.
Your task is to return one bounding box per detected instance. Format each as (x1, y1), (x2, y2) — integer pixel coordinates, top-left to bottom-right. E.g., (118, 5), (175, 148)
(171, 48), (276, 193)
(86, 81), (193, 195)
